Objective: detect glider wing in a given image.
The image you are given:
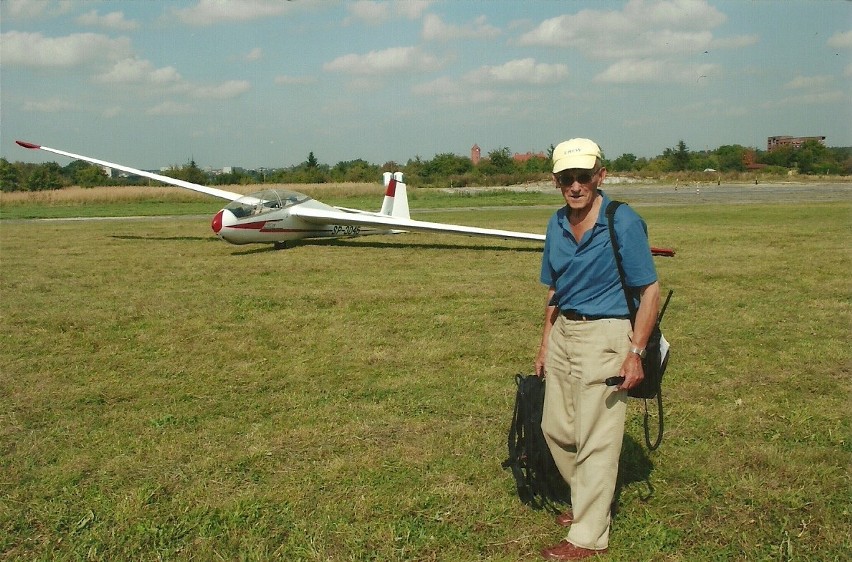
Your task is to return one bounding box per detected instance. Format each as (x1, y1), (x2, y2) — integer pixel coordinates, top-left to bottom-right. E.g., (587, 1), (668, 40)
(15, 140), (243, 202)
(291, 205), (545, 242)
(295, 207), (674, 254)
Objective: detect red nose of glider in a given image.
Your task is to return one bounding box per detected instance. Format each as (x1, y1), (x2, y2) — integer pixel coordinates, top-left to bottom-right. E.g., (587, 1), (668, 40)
(212, 209), (224, 234)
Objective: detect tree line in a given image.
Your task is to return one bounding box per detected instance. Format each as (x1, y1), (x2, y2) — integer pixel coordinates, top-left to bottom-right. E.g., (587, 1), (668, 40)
(1, 140), (849, 193)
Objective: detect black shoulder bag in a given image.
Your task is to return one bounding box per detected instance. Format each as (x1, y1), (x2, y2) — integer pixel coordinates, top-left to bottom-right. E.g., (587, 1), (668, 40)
(606, 200), (673, 450)
(501, 373), (570, 512)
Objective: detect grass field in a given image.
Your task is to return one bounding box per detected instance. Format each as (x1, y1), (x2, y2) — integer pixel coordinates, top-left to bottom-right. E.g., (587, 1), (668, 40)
(1, 192), (850, 561)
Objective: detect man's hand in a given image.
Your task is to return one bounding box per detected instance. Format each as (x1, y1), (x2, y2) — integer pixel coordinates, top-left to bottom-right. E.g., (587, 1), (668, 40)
(534, 345), (547, 378)
(617, 353), (644, 391)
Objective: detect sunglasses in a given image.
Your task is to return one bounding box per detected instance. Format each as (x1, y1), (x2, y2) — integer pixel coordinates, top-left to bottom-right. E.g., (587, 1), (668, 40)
(555, 169), (600, 187)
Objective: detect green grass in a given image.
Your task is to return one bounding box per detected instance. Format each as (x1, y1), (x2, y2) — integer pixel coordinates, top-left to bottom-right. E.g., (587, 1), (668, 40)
(1, 199), (849, 561)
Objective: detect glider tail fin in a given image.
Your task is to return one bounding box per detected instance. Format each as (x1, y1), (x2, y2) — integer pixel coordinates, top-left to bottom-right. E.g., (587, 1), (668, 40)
(380, 172), (410, 219)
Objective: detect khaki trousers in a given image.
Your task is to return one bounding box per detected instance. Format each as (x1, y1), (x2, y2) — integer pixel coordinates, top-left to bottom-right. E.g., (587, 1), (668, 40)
(541, 316), (630, 550)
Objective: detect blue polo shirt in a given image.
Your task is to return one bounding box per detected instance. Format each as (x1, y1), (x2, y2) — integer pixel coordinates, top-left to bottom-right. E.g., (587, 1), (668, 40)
(540, 191), (657, 317)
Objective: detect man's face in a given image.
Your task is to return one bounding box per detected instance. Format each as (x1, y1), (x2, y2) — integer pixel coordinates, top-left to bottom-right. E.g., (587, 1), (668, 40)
(553, 167), (606, 211)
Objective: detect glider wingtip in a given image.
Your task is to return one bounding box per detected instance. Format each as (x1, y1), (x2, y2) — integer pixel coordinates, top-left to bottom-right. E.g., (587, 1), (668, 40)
(16, 140), (41, 149)
(650, 246), (676, 257)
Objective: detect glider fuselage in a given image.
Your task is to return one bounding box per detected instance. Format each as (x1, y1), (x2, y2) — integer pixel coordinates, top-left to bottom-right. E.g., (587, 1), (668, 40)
(212, 188), (393, 245)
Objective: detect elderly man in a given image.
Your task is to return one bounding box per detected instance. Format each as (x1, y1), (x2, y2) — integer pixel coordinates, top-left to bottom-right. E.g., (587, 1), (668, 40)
(535, 138), (660, 560)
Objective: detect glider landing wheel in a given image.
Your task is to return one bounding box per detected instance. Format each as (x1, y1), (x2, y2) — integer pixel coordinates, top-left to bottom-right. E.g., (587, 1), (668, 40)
(273, 240), (297, 250)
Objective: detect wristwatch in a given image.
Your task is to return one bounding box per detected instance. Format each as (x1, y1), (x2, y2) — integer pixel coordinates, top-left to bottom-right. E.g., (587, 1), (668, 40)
(629, 346), (647, 359)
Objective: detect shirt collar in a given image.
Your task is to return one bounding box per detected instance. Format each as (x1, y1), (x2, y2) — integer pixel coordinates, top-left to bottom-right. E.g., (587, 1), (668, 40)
(594, 190), (612, 226)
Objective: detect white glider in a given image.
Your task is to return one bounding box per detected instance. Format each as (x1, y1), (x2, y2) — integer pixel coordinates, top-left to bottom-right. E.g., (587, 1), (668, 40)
(16, 140), (676, 256)
(17, 140), (547, 248)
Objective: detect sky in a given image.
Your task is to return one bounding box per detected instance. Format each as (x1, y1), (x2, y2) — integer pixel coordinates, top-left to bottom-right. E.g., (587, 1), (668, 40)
(2, 0), (851, 171)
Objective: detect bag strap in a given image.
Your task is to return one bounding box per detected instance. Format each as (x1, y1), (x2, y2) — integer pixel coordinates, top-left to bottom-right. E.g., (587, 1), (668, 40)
(502, 374), (536, 503)
(504, 373), (522, 461)
(644, 356), (668, 451)
(605, 201), (636, 324)
(605, 200), (663, 451)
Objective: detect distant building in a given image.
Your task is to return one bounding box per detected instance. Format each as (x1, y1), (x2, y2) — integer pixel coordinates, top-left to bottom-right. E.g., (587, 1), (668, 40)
(471, 144), (481, 165)
(767, 135), (826, 151)
(512, 151), (547, 163)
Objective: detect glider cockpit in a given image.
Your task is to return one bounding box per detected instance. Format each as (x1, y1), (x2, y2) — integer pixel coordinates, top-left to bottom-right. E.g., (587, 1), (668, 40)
(212, 188), (332, 244)
(224, 189), (311, 218)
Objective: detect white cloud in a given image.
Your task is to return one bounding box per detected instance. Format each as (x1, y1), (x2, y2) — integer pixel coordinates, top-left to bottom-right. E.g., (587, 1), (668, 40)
(760, 90), (848, 109)
(465, 58), (568, 85)
(0, 31), (132, 68)
(412, 75), (490, 105)
(594, 59), (666, 83)
(94, 57), (249, 105)
(171, 0), (298, 26)
(412, 76), (461, 97)
(324, 46), (443, 75)
(102, 106), (123, 119)
(345, 0), (433, 25)
(274, 75), (317, 85)
(345, 0), (390, 24)
(22, 97), (74, 112)
(637, 0), (726, 29)
(395, 0), (433, 20)
(1, 0), (73, 19)
(622, 29), (715, 58)
(593, 59), (718, 84)
(96, 58), (182, 84)
(244, 47), (263, 62)
(784, 75), (834, 90)
(422, 14), (500, 41)
(147, 101), (197, 116)
(76, 10), (139, 31)
(412, 74), (541, 108)
(189, 80), (252, 99)
(338, 77), (383, 94)
(2, 0), (48, 18)
(827, 30), (852, 49)
(516, 0), (730, 59)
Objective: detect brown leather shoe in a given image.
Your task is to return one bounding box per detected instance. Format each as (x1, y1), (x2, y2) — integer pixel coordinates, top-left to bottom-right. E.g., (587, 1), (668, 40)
(540, 540), (607, 560)
(555, 510), (573, 527)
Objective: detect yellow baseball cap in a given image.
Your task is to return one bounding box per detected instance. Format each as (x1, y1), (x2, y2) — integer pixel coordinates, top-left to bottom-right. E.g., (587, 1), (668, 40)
(552, 138), (602, 173)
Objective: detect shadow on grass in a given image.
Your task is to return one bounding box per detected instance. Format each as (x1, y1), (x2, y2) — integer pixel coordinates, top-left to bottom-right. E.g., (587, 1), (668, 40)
(112, 235), (217, 243)
(613, 434), (655, 519)
(234, 237), (543, 254)
(110, 234), (543, 254)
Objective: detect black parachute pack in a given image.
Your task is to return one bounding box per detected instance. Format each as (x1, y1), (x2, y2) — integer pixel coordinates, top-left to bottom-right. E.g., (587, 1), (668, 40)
(502, 373), (570, 512)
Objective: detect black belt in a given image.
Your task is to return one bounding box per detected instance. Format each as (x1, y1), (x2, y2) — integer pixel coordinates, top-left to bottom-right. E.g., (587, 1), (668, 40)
(561, 310), (630, 321)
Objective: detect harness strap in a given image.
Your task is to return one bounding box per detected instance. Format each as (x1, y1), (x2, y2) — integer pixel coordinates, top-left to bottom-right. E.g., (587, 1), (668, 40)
(502, 374), (528, 499)
(605, 200), (664, 451)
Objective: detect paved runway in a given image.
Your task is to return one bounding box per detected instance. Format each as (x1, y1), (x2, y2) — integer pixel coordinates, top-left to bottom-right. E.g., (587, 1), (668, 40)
(600, 181), (851, 206)
(424, 181), (851, 215)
